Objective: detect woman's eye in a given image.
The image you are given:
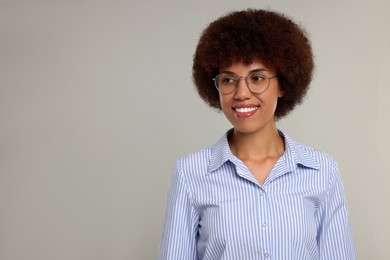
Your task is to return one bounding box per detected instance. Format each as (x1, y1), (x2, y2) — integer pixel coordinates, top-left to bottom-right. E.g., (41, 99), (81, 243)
(251, 75), (265, 82)
(222, 77), (236, 84)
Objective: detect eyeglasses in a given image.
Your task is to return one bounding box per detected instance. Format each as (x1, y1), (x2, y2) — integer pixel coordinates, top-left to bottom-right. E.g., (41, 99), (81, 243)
(213, 71), (277, 94)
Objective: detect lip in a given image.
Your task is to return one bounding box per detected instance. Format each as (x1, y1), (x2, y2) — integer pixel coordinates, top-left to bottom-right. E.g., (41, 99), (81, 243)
(232, 104), (259, 118)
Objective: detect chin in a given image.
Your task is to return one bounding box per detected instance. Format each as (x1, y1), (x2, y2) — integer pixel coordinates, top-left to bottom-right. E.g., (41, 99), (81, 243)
(232, 126), (263, 135)
(230, 120), (277, 136)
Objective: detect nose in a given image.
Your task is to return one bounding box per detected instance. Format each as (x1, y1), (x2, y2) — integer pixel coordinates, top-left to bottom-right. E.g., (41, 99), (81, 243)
(234, 77), (252, 100)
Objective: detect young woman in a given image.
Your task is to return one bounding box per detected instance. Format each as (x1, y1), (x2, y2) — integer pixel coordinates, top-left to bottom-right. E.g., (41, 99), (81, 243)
(159, 9), (356, 260)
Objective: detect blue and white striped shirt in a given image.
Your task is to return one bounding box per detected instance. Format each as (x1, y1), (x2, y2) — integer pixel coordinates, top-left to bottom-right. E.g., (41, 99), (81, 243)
(159, 130), (356, 259)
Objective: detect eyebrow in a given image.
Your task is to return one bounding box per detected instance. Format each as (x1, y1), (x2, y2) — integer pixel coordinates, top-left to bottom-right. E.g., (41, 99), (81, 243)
(220, 68), (267, 75)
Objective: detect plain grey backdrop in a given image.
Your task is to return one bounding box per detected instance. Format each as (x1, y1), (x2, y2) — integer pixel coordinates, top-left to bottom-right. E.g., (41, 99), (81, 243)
(1, 0), (389, 259)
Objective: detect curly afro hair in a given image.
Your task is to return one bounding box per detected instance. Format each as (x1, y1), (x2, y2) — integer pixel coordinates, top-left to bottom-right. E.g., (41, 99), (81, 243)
(192, 9), (314, 119)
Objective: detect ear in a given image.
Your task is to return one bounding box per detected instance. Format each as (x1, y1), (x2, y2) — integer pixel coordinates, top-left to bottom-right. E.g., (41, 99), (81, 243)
(278, 88), (284, 98)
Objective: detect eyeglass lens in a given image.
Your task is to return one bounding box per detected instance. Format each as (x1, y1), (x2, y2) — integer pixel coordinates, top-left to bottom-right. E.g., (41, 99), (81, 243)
(215, 72), (270, 94)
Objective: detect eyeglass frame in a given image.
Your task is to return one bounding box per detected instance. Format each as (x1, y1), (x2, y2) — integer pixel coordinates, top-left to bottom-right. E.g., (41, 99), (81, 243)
(212, 70), (277, 95)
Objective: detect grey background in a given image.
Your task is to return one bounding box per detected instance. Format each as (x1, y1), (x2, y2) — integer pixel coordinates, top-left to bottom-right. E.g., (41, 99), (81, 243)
(1, 0), (389, 259)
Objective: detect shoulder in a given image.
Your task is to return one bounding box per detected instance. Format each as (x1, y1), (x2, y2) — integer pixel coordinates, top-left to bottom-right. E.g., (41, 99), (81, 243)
(298, 142), (337, 166)
(175, 131), (230, 176)
(282, 130), (338, 171)
(282, 132), (343, 196)
(176, 146), (213, 171)
(281, 132), (341, 191)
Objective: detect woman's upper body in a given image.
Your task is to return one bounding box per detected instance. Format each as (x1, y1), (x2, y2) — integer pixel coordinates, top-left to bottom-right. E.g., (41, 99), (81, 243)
(159, 8), (356, 260)
(158, 129), (355, 259)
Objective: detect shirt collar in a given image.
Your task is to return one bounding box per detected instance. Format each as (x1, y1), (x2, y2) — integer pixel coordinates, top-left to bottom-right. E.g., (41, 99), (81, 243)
(207, 129), (320, 175)
(279, 130), (320, 171)
(207, 129), (234, 174)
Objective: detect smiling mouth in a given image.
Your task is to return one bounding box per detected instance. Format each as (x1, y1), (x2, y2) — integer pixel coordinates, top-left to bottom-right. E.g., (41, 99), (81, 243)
(234, 107), (259, 113)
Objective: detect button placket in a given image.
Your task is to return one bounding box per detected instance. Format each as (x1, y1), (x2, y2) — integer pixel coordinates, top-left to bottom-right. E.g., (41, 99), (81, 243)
(258, 188), (270, 259)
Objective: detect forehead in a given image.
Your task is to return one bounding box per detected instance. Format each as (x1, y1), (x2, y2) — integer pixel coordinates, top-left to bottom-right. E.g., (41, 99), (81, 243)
(219, 60), (275, 74)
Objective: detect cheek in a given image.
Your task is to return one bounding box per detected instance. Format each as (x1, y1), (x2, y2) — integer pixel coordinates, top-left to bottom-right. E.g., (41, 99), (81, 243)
(218, 94), (229, 109)
(219, 95), (233, 117)
(265, 85), (282, 103)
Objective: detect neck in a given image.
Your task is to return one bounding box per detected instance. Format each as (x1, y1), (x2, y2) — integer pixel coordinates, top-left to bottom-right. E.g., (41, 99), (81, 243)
(228, 124), (284, 160)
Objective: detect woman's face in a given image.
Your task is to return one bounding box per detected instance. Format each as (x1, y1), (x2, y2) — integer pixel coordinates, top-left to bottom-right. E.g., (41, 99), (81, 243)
(218, 60), (282, 135)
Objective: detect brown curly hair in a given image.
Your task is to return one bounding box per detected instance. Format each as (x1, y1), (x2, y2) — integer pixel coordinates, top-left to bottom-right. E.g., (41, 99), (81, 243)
(192, 9), (314, 119)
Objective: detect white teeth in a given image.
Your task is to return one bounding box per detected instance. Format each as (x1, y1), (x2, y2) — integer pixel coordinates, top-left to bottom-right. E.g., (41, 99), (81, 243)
(235, 107), (258, 113)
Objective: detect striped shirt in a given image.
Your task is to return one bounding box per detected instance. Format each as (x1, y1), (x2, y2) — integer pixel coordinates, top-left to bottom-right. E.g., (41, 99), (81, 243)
(159, 130), (356, 260)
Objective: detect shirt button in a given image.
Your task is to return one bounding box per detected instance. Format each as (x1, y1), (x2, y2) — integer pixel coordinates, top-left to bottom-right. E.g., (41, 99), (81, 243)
(264, 252), (270, 258)
(260, 191), (265, 196)
(262, 221), (267, 227)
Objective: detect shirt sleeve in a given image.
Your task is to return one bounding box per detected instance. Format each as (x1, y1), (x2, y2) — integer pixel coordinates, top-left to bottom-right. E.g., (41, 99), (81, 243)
(158, 160), (199, 260)
(316, 161), (356, 259)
